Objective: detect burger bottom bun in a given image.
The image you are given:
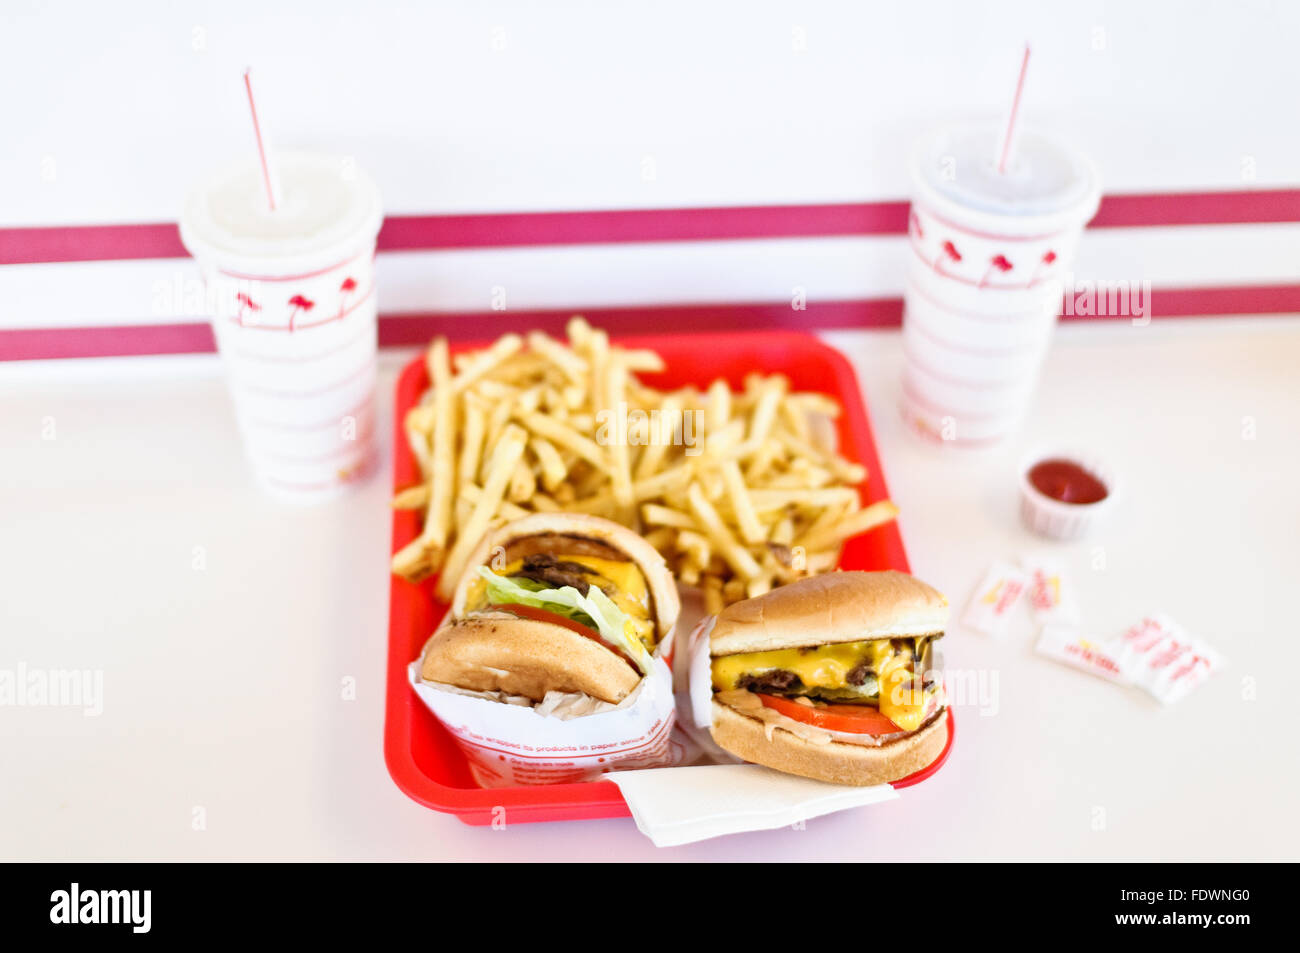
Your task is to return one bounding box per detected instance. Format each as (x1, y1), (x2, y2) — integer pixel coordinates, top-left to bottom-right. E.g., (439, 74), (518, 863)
(709, 699), (948, 786)
(421, 613), (641, 705)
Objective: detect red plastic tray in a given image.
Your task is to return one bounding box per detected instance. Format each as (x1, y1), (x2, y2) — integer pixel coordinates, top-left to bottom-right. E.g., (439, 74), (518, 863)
(384, 330), (953, 825)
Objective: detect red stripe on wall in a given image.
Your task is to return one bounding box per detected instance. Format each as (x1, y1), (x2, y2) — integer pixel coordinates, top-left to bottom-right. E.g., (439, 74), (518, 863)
(377, 203), (910, 250)
(1091, 190), (1300, 228)
(4, 284), (1298, 361)
(0, 223), (188, 265)
(0, 322), (216, 361)
(3, 189), (1299, 265)
(376, 299), (906, 348)
(1126, 283), (1300, 317)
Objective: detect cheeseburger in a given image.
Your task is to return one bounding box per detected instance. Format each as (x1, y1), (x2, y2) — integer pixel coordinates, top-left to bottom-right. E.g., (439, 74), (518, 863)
(421, 513), (680, 706)
(706, 570), (949, 785)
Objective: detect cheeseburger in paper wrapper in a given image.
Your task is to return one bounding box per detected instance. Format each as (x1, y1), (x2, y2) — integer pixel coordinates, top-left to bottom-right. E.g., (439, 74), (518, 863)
(409, 514), (682, 787)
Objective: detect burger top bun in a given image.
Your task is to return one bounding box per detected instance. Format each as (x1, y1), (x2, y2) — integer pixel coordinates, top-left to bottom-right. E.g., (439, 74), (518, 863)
(709, 570), (948, 657)
(420, 611), (642, 704)
(449, 512), (681, 638)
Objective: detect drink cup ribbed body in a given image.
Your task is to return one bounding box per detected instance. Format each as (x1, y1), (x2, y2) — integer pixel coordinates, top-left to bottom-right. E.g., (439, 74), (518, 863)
(180, 152), (383, 501)
(901, 124), (1100, 446)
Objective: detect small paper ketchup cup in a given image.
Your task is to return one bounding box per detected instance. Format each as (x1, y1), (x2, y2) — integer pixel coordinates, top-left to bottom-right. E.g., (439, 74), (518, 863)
(1018, 449), (1116, 540)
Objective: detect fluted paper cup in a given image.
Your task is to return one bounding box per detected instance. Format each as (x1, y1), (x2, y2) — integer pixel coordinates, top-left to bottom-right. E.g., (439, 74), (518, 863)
(180, 152), (383, 502)
(901, 123), (1100, 447)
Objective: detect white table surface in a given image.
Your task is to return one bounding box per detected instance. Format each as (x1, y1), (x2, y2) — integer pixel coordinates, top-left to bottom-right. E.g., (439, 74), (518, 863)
(3, 317), (1297, 861)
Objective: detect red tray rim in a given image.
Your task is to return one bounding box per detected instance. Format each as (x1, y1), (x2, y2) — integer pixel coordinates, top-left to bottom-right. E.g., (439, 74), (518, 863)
(383, 328), (954, 824)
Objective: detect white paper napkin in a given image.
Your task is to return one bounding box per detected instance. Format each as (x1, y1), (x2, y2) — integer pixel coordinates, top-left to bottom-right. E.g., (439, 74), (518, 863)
(608, 764), (898, 847)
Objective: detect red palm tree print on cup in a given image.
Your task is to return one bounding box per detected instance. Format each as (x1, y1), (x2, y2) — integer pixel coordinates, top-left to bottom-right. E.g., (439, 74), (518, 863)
(1028, 249), (1058, 287)
(337, 276), (357, 319)
(978, 253), (1014, 288)
(235, 291), (261, 327)
(287, 294), (315, 331)
(935, 239), (962, 277)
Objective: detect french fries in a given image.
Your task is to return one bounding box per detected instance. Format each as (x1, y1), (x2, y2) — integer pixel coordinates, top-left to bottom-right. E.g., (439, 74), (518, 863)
(421, 338), (456, 558)
(390, 317), (898, 608)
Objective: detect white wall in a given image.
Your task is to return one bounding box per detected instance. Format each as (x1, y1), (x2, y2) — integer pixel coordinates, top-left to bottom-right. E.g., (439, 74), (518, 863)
(2, 0), (1298, 329)
(5, 0), (1298, 223)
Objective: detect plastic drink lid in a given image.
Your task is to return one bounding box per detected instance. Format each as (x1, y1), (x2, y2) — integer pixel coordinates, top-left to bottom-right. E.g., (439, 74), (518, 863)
(180, 151), (382, 275)
(912, 122), (1100, 236)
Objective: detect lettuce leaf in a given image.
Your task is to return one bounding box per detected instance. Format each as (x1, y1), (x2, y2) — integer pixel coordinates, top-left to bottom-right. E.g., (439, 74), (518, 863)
(476, 566), (654, 675)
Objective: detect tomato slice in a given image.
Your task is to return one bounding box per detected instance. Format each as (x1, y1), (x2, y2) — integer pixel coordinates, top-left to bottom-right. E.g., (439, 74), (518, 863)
(487, 603), (639, 672)
(757, 694), (903, 735)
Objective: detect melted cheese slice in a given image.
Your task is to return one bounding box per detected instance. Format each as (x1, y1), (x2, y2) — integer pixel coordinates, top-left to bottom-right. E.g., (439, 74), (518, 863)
(711, 640), (894, 692)
(465, 554), (656, 648)
(712, 639), (932, 732)
(877, 650), (927, 731)
(567, 555), (654, 647)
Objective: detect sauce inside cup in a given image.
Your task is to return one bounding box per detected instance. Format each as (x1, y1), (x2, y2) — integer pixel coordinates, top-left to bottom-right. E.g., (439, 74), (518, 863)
(1027, 458), (1108, 505)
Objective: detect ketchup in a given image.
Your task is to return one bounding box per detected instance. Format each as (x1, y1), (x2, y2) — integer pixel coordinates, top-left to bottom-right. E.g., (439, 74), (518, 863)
(1028, 459), (1108, 505)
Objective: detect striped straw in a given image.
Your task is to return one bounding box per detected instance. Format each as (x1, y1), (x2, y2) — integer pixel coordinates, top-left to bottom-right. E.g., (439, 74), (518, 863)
(242, 68), (282, 211)
(996, 45), (1031, 174)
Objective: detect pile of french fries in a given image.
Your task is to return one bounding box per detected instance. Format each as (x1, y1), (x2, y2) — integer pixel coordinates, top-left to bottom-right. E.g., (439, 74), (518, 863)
(392, 317), (898, 609)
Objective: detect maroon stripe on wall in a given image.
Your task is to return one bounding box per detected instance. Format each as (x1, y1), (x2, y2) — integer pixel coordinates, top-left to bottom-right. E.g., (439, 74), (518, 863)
(1091, 190), (1300, 228)
(0, 223), (188, 266)
(0, 322), (217, 361)
(1131, 283), (1300, 317)
(376, 300), (907, 348)
(4, 285), (1298, 362)
(377, 284), (1300, 343)
(3, 189), (1299, 265)
(376, 203), (910, 250)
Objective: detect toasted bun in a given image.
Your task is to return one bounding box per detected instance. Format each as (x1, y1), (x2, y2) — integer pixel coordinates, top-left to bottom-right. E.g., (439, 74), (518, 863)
(710, 570), (948, 656)
(710, 699), (949, 785)
(420, 612), (641, 704)
(450, 512), (681, 638)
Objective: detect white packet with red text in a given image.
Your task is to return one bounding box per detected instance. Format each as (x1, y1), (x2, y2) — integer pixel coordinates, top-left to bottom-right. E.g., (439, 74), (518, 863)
(1035, 624), (1130, 684)
(1021, 556), (1081, 625)
(1111, 613), (1223, 705)
(962, 561), (1029, 638)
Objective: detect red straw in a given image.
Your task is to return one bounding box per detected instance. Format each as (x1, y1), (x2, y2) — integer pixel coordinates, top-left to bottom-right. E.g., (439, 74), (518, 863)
(242, 68), (279, 211)
(996, 45), (1031, 174)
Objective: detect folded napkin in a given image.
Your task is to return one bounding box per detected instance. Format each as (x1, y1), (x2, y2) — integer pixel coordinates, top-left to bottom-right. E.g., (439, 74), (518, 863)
(608, 763), (898, 847)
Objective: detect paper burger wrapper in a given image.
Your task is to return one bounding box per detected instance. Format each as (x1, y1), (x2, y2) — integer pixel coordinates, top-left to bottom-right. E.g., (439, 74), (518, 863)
(409, 617), (682, 787)
(681, 614), (744, 763)
(687, 614), (719, 731)
(601, 609), (900, 847)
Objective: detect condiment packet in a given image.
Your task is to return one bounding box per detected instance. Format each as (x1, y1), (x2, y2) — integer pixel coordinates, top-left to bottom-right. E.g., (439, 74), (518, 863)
(961, 561), (1029, 638)
(1021, 556), (1081, 625)
(1111, 613), (1224, 705)
(1034, 624), (1130, 684)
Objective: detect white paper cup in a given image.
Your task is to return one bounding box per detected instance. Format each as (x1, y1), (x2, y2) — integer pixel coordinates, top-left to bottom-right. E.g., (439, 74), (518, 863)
(901, 123), (1100, 447)
(900, 381), (1028, 446)
(904, 258), (1061, 347)
(902, 321), (1049, 385)
(180, 152), (383, 503)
